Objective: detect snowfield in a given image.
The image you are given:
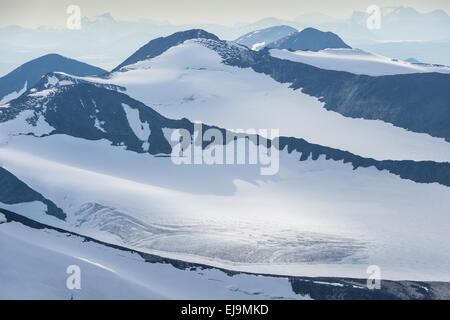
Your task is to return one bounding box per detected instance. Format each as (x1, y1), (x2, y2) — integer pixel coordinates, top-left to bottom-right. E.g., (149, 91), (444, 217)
(82, 41), (450, 162)
(0, 109), (54, 142)
(1, 131), (450, 281)
(0, 219), (308, 299)
(269, 48), (450, 76)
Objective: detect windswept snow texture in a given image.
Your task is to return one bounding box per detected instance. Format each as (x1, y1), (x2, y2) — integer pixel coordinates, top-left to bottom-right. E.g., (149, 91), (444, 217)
(86, 40), (450, 162)
(270, 48), (450, 76)
(0, 217), (307, 299)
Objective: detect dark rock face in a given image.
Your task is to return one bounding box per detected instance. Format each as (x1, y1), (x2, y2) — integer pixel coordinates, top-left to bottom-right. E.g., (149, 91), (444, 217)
(5, 80), (190, 155)
(267, 27), (351, 51)
(0, 167), (66, 220)
(112, 29), (220, 71)
(235, 25), (298, 49)
(0, 53), (106, 103)
(289, 277), (449, 300)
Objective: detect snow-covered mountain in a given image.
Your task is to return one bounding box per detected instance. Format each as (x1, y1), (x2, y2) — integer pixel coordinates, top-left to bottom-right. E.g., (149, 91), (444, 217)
(99, 31), (450, 150)
(267, 28), (351, 51)
(235, 25), (298, 50)
(1, 28), (450, 299)
(113, 29), (220, 72)
(2, 71), (450, 281)
(0, 54), (106, 105)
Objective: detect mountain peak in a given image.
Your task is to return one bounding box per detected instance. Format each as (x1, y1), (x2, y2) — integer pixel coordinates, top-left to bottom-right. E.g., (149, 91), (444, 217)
(0, 54), (106, 105)
(113, 29), (220, 71)
(267, 27), (351, 51)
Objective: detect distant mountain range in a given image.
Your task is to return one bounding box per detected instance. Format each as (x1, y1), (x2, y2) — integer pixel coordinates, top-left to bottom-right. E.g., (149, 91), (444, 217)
(1, 6), (450, 77)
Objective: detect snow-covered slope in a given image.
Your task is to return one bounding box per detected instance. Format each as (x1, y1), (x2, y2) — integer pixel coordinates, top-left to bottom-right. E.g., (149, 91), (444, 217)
(0, 211), (307, 299)
(2, 132), (450, 281)
(112, 29), (219, 72)
(270, 48), (450, 76)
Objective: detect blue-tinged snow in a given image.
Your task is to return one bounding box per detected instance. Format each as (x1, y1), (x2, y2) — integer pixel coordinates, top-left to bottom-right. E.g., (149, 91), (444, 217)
(0, 220), (307, 299)
(0, 81), (27, 105)
(0, 109), (54, 143)
(1, 133), (450, 281)
(122, 103), (151, 151)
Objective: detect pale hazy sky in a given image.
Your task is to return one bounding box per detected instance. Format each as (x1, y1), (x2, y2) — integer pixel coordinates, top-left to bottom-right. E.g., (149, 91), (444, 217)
(0, 0), (449, 28)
